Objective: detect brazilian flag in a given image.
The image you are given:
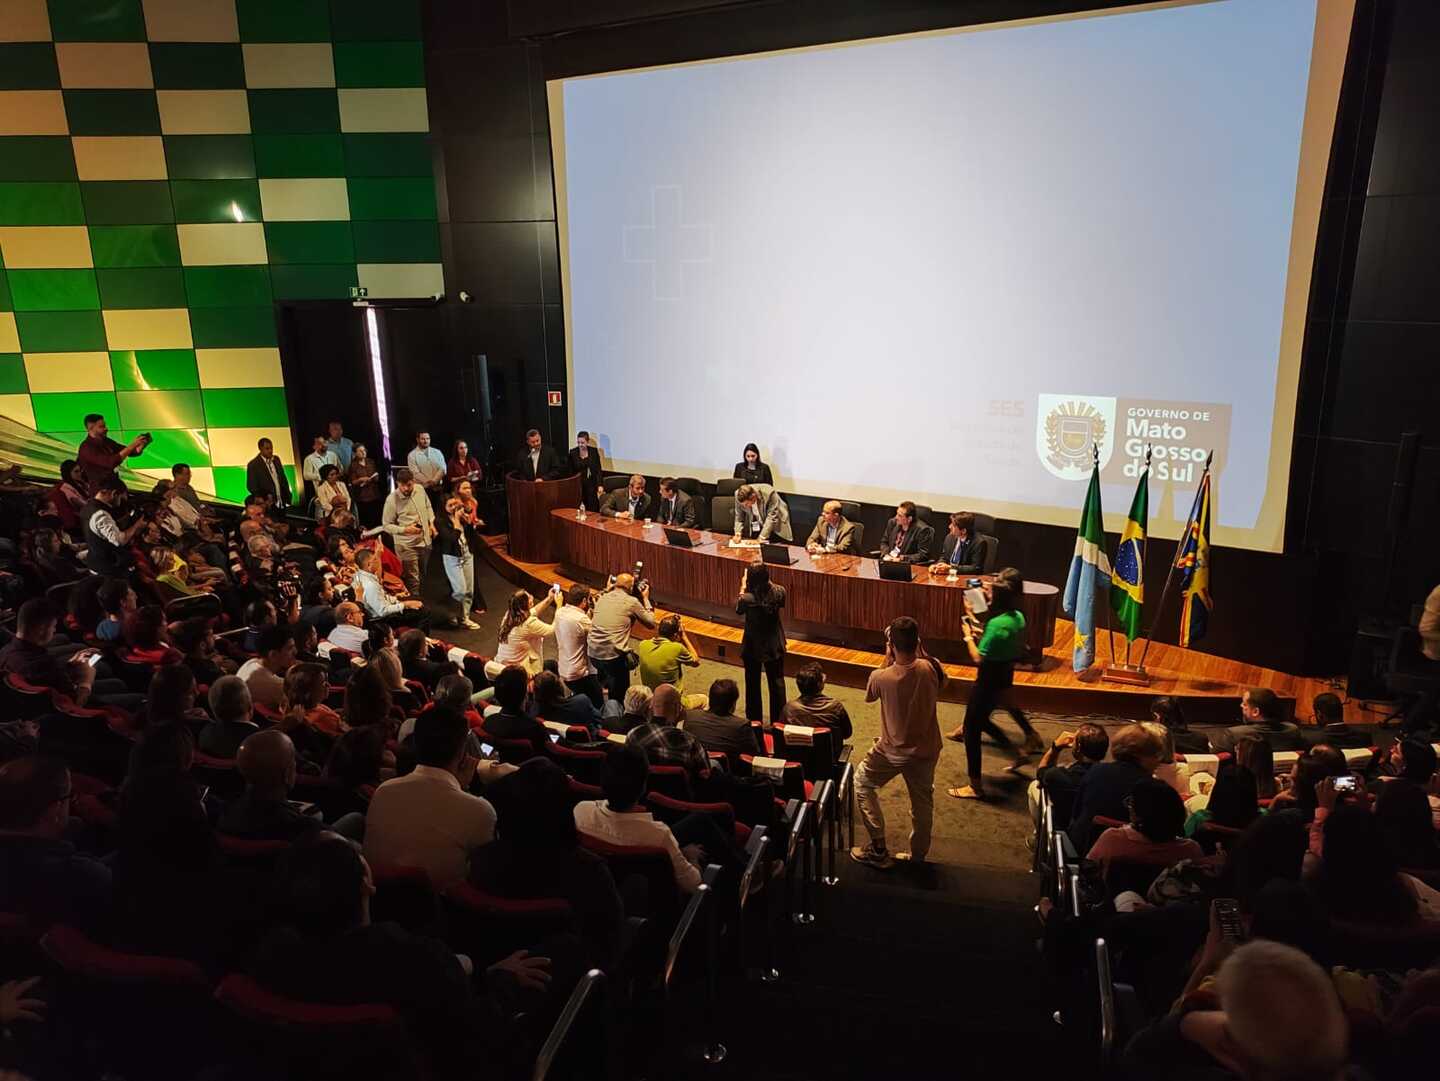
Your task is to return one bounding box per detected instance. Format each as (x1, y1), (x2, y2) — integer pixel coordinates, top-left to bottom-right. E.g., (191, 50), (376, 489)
(1109, 467), (1148, 642)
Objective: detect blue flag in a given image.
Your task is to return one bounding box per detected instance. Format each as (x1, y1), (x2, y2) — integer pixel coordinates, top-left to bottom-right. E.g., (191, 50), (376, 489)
(1062, 464), (1111, 672)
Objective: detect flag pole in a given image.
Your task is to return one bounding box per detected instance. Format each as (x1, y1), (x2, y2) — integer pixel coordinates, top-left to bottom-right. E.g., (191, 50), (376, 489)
(1096, 443), (1120, 669)
(1126, 445), (1152, 666)
(1138, 450), (1213, 671)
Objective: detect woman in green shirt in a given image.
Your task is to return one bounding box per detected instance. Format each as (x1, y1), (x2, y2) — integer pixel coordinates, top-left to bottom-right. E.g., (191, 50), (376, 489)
(949, 569), (1044, 800)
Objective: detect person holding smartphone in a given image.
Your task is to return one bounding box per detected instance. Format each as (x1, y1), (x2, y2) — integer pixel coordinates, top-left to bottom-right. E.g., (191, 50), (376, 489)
(0, 598), (144, 711)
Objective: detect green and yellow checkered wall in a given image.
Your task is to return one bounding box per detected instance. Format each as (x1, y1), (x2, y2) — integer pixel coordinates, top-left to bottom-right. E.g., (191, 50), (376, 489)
(0, 0), (442, 502)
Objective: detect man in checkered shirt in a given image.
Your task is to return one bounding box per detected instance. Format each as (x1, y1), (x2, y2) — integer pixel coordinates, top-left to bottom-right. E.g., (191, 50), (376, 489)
(624, 684), (710, 784)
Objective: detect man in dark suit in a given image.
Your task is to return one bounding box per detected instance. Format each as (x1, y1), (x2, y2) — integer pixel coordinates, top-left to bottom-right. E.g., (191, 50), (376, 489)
(246, 437), (292, 508)
(679, 679), (759, 765)
(877, 501), (934, 564)
(567, 430), (606, 511)
(805, 500), (859, 554)
(513, 428), (562, 481)
(601, 474), (652, 520)
(653, 477), (696, 527)
(1302, 692), (1371, 749)
(932, 511), (989, 574)
(1219, 687), (1303, 752)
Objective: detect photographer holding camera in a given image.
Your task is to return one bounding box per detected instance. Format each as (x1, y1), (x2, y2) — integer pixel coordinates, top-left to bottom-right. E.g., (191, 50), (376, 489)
(586, 571), (656, 706)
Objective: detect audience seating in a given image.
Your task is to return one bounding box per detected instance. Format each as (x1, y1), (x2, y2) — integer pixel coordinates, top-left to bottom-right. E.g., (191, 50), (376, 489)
(370, 864), (442, 936)
(550, 741), (606, 785)
(36, 711), (132, 785)
(771, 722), (842, 780)
(644, 763), (694, 800)
(191, 752), (245, 799)
(737, 754), (811, 800)
(442, 881), (576, 967)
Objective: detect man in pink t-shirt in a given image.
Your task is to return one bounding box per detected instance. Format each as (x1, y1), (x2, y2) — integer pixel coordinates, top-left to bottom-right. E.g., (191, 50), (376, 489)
(851, 616), (947, 869)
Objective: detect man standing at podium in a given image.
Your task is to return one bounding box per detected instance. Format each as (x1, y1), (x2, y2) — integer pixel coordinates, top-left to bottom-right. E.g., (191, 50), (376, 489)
(514, 428), (562, 482)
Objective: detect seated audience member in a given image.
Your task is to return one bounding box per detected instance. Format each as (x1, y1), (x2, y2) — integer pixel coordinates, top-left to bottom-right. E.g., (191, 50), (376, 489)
(493, 589), (558, 678)
(1374, 736), (1438, 801)
(0, 598), (141, 711)
(323, 725), (388, 816)
(32, 526), (86, 587)
(199, 676), (260, 759)
(297, 578), (339, 639)
(609, 685), (653, 735)
(95, 578), (136, 643)
(352, 548), (423, 621)
(780, 661), (853, 741)
(218, 729), (325, 843)
(626, 684), (711, 783)
(1311, 802), (1440, 924)
(600, 473), (651, 520)
(574, 745), (704, 892)
(1269, 744), (1346, 821)
(929, 511), (985, 575)
(237, 624), (298, 711)
(653, 476), (697, 527)
(429, 673), (486, 731)
(1121, 941), (1349, 1081)
(1233, 737), (1278, 800)
(1303, 691), (1368, 748)
(1149, 696), (1212, 755)
(732, 483), (793, 543)
(343, 663), (399, 733)
(326, 600), (369, 654)
(1029, 723), (1109, 829)
(1086, 777), (1203, 875)
(313, 463), (350, 521)
(241, 599), (277, 655)
(141, 663), (207, 730)
(279, 661), (345, 767)
(325, 534), (360, 588)
(876, 501), (934, 564)
(470, 757), (624, 972)
(0, 756), (112, 934)
(1184, 764), (1262, 838)
(1221, 687), (1302, 752)
(46, 458), (88, 533)
(1373, 779), (1440, 870)
(255, 835), (550, 1079)
(681, 678), (760, 762)
(364, 706), (497, 889)
(634, 614), (701, 694)
(481, 666), (551, 756)
(172, 616), (235, 685)
(805, 500), (859, 555)
(531, 669), (601, 733)
(397, 627), (458, 689)
(1143, 720), (1192, 800)
(292, 621), (323, 667)
(122, 604), (182, 666)
(368, 644), (409, 704)
(1066, 723), (1164, 851)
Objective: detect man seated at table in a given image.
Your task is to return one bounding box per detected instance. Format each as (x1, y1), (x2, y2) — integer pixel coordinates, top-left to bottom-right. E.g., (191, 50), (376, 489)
(653, 477), (697, 528)
(601, 474), (651, 520)
(877, 501), (934, 563)
(931, 512), (988, 574)
(733, 484), (793, 543)
(805, 500), (859, 554)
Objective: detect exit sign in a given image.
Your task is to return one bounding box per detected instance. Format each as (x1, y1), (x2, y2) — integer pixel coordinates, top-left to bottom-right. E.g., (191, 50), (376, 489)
(547, 390), (563, 407)
(349, 286), (369, 298)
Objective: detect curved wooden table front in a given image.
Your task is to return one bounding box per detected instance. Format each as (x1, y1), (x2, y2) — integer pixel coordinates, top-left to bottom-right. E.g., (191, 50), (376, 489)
(550, 510), (1059, 661)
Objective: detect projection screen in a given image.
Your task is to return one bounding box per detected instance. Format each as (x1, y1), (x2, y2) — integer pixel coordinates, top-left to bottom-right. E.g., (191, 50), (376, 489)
(549, 0), (1356, 552)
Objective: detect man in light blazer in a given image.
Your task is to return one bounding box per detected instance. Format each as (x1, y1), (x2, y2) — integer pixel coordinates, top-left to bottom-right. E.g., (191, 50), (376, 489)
(805, 500), (859, 554)
(600, 474), (652, 520)
(733, 484), (793, 543)
(654, 478), (697, 528)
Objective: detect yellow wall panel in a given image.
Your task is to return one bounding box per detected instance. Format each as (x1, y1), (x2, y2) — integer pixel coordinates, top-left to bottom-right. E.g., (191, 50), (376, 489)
(72, 136), (169, 181)
(242, 43), (334, 88)
(0, 0), (50, 43)
(23, 352), (113, 394)
(177, 222), (268, 266)
(338, 88), (429, 133)
(0, 90), (68, 135)
(103, 309), (194, 351)
(258, 178), (350, 222)
(195, 348), (284, 389)
(358, 262), (444, 299)
(142, 0), (239, 42)
(157, 90), (250, 135)
(208, 426), (294, 468)
(0, 314), (20, 354)
(0, 395), (37, 429)
(0, 226), (93, 268)
(55, 43), (154, 88)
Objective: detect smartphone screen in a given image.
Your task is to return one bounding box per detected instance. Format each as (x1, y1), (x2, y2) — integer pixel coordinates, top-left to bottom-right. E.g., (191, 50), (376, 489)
(481, 743), (494, 757)
(548, 732), (561, 744)
(85, 652), (102, 667)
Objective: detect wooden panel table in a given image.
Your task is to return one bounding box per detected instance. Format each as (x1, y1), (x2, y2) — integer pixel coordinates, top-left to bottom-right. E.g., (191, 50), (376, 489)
(552, 511), (1059, 661)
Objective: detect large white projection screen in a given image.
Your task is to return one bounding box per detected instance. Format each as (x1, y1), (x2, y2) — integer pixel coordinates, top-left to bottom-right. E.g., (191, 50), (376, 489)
(550, 0), (1355, 552)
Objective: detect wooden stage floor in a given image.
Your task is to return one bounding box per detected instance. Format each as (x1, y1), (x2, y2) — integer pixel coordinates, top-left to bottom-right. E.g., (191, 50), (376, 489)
(481, 535), (1359, 725)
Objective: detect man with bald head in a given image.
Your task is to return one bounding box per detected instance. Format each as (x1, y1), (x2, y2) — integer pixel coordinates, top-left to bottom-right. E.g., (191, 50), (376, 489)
(219, 729), (325, 843)
(587, 571), (656, 705)
(626, 683), (711, 783)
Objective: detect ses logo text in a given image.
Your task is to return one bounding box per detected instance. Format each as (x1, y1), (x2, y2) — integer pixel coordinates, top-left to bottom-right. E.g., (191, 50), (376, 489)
(1035, 395), (1229, 485)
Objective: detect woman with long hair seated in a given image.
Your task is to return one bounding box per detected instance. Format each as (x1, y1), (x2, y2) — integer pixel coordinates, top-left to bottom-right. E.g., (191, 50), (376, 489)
(1184, 764), (1261, 838)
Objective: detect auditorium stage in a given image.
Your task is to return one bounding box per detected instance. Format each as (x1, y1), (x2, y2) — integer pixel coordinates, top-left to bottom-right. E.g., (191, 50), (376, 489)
(479, 533), (1354, 725)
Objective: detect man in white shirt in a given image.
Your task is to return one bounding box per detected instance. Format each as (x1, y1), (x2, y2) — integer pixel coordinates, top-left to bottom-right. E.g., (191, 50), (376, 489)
(236, 624), (297, 710)
(325, 601), (370, 653)
(302, 436), (340, 492)
(381, 468), (436, 597)
(364, 707), (497, 889)
(406, 430), (447, 501)
(554, 584), (604, 705)
(352, 549), (423, 622)
(574, 744), (703, 892)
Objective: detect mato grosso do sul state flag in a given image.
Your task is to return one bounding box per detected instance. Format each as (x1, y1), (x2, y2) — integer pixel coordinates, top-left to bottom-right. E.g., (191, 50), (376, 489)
(1062, 462), (1111, 672)
(1175, 469), (1213, 648)
(1109, 462), (1148, 642)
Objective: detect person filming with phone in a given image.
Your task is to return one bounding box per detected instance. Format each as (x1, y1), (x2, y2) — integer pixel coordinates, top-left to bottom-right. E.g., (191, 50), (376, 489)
(0, 599), (144, 711)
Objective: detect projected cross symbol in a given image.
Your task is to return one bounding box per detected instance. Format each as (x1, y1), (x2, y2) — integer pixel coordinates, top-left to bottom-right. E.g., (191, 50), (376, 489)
(623, 186), (712, 300)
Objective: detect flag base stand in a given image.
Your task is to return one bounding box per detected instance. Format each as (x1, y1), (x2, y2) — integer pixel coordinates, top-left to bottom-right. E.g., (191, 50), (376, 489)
(1102, 663), (1152, 686)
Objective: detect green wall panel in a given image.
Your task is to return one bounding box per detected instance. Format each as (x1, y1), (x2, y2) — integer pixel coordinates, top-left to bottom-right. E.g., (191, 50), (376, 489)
(188, 306), (278, 348)
(110, 349), (201, 391)
(89, 225), (182, 268)
(0, 182), (85, 226)
(116, 389), (205, 430)
(0, 354), (28, 395)
(97, 268), (189, 309)
(15, 310), (108, 352)
(6, 269), (101, 311)
(203, 388), (289, 428)
(32, 392), (121, 432)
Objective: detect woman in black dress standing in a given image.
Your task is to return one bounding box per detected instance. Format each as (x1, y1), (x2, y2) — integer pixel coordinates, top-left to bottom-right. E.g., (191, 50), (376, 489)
(733, 443), (774, 487)
(737, 561), (787, 723)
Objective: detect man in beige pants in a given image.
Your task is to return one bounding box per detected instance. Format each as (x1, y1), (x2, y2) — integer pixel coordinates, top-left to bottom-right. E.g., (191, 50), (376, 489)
(851, 615), (946, 869)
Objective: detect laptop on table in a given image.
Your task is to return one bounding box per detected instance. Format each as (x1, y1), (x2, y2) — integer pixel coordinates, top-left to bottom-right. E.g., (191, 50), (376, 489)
(760, 542), (798, 566)
(663, 527), (710, 548)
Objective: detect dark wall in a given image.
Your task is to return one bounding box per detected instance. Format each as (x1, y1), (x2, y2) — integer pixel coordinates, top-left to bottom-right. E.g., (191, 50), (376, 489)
(416, 0), (1440, 675)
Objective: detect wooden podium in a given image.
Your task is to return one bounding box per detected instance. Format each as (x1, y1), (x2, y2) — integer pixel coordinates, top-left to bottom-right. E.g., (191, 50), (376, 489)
(506, 472), (581, 562)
